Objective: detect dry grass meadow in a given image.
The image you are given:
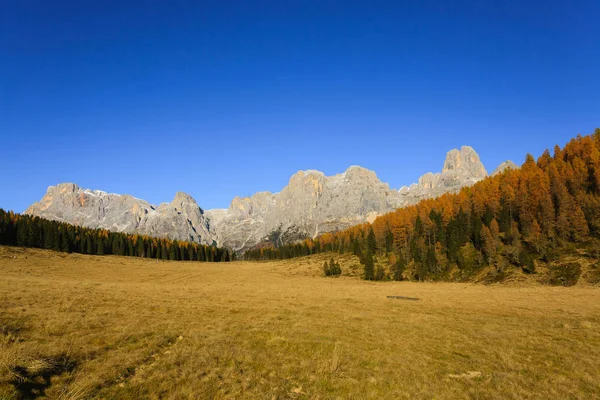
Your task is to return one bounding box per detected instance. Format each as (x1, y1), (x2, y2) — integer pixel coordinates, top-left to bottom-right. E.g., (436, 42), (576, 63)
(1, 246), (600, 399)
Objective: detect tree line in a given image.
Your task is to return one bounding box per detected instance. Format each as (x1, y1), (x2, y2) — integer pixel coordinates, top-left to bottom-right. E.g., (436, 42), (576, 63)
(0, 209), (233, 262)
(244, 129), (600, 280)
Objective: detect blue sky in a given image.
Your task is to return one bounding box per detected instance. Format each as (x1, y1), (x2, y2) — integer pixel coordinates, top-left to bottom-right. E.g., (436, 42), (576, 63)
(1, 0), (598, 212)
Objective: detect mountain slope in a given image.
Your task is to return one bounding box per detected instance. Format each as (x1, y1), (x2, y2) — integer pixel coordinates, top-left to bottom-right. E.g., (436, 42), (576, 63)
(245, 130), (600, 284)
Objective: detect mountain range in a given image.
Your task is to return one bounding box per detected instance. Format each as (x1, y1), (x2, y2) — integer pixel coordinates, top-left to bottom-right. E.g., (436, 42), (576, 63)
(25, 146), (517, 252)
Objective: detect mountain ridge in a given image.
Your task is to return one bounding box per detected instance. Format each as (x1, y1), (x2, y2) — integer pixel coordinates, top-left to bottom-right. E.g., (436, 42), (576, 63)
(25, 146), (517, 251)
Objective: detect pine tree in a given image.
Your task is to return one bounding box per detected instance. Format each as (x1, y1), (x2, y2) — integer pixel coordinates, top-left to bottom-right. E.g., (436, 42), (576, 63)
(458, 242), (479, 270)
(527, 220), (544, 253)
(480, 225), (495, 266)
(323, 261), (330, 276)
(60, 229), (70, 252)
(385, 229), (394, 254)
(392, 256), (405, 281)
(361, 249), (375, 280)
(86, 235), (93, 254)
(137, 237), (145, 257)
(367, 227), (377, 255)
(96, 236), (104, 255)
(127, 239), (134, 257)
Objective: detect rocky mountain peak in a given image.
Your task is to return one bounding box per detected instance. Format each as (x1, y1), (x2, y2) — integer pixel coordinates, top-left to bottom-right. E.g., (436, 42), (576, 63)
(442, 146), (487, 178)
(492, 160), (519, 176)
(171, 191), (199, 207)
(399, 146), (488, 204)
(289, 170), (325, 185)
(443, 149), (462, 172)
(55, 182), (79, 193)
(344, 165), (379, 182)
(295, 169), (325, 177)
(227, 192), (275, 217)
(25, 184), (214, 244)
(286, 170), (326, 198)
(418, 172), (441, 189)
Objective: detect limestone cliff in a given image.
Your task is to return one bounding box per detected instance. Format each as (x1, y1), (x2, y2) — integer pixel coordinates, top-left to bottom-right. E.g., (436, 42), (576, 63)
(25, 184), (215, 244)
(397, 146), (488, 204)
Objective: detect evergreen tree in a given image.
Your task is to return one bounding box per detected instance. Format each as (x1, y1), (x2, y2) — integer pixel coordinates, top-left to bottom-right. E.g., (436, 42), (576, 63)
(96, 236), (104, 255)
(59, 228), (69, 252)
(361, 249), (375, 280)
(137, 237), (145, 257)
(86, 235), (93, 254)
(323, 261), (330, 276)
(374, 263), (385, 281)
(392, 256), (405, 281)
(367, 227), (377, 254)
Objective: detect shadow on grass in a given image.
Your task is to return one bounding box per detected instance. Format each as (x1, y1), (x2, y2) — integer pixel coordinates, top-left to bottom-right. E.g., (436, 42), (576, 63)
(10, 355), (78, 399)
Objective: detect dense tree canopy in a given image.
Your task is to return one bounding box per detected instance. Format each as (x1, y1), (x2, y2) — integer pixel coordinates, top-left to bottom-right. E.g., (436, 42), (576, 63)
(245, 130), (600, 280)
(0, 210), (233, 262)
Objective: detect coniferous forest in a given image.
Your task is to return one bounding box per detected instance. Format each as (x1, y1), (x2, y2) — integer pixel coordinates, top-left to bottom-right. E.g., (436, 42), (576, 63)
(244, 130), (600, 280)
(0, 210), (233, 262)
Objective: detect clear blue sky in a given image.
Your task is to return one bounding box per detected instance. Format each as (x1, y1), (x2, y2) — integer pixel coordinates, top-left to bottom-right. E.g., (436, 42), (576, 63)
(1, 1), (598, 212)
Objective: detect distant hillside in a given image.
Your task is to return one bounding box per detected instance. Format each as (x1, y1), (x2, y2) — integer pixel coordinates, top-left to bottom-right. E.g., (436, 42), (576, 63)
(0, 209), (233, 262)
(245, 129), (600, 285)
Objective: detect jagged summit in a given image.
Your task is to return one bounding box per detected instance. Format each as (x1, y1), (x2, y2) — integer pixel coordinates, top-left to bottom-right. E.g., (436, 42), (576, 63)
(55, 182), (78, 191)
(398, 146), (488, 203)
(172, 191), (196, 203)
(26, 146), (510, 252)
(26, 184), (214, 244)
(294, 169), (325, 177)
(442, 146), (488, 177)
(343, 165), (380, 182)
(492, 160), (519, 176)
(345, 165), (372, 173)
(171, 191), (203, 212)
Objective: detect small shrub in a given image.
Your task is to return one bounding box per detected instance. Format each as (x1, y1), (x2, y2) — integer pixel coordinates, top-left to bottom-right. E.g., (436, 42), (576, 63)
(374, 264), (386, 281)
(548, 263), (582, 287)
(584, 249), (600, 259)
(458, 243), (479, 271)
(392, 259), (405, 281)
(323, 258), (341, 277)
(481, 269), (507, 284)
(519, 250), (536, 274)
(541, 249), (559, 262)
(504, 245), (521, 265)
(585, 261), (600, 285)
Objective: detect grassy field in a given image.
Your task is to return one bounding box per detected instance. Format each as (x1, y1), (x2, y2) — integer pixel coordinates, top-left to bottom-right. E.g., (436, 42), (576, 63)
(1, 246), (600, 399)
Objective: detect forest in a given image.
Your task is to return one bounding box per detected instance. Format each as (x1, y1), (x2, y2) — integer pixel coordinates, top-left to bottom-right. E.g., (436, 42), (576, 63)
(0, 210), (233, 262)
(244, 130), (600, 281)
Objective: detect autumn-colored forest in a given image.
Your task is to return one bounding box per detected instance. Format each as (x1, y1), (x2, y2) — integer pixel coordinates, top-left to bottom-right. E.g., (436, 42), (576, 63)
(245, 129), (600, 281)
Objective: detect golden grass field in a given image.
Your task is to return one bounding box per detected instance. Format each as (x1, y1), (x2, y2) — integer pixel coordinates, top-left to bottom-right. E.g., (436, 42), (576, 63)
(1, 246), (600, 399)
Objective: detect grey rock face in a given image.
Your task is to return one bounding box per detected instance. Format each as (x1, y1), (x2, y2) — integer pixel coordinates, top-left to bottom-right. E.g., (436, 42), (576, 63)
(205, 191), (276, 251)
(25, 184), (215, 244)
(209, 166), (402, 251)
(198, 147), (490, 251)
(398, 146), (488, 204)
(491, 160), (519, 176)
(26, 146), (508, 252)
